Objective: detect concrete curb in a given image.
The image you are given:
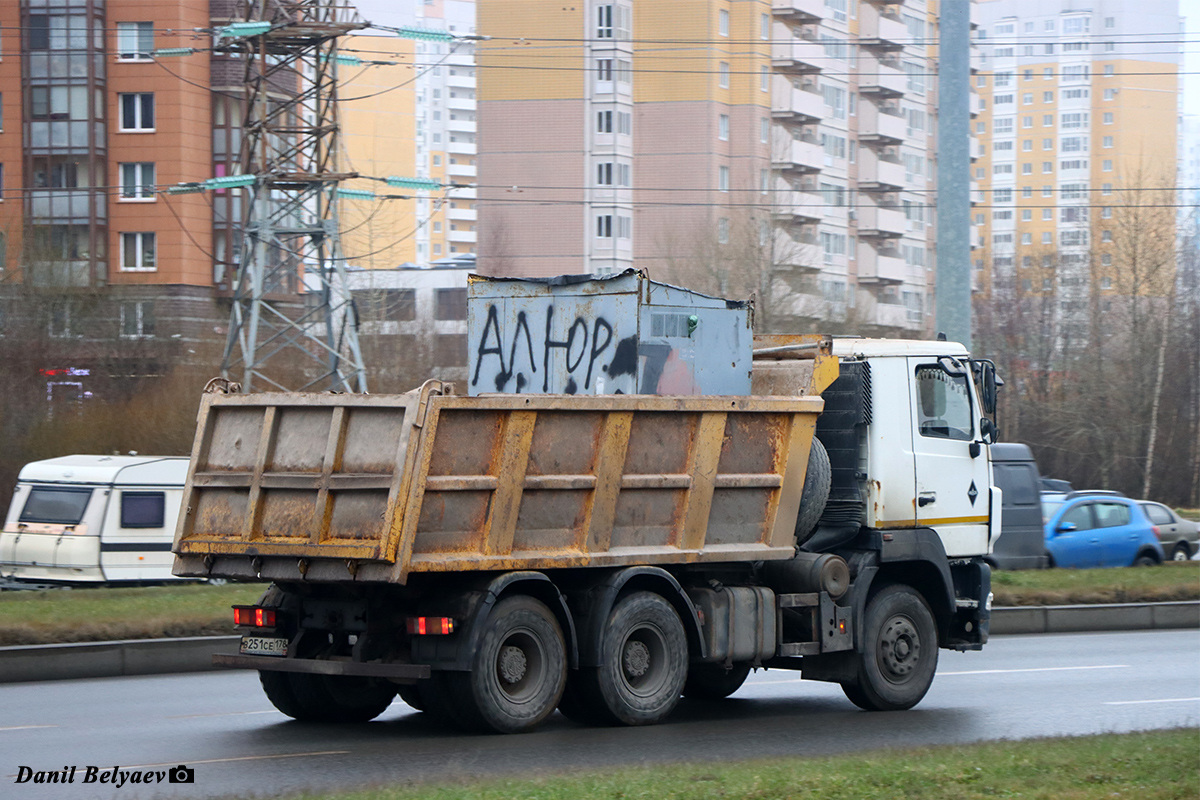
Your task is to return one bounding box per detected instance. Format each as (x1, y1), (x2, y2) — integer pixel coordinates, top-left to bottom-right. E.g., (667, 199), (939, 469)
(0, 602), (1196, 684)
(989, 600), (1200, 635)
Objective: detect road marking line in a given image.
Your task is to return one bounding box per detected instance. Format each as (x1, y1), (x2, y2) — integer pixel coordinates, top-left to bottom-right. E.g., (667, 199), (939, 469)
(0, 725), (58, 732)
(167, 710), (280, 719)
(1104, 697), (1200, 706)
(939, 665), (1130, 676)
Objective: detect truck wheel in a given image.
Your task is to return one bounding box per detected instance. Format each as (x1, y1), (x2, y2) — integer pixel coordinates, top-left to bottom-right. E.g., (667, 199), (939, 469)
(794, 438), (831, 547)
(594, 591), (689, 725)
(682, 662), (752, 700)
(320, 676), (396, 722)
(557, 668), (611, 725)
(841, 584), (938, 712)
(259, 670), (310, 720)
(447, 595), (567, 734)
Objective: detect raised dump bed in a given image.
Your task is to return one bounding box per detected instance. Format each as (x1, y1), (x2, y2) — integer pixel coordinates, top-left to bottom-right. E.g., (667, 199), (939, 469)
(174, 381), (826, 584)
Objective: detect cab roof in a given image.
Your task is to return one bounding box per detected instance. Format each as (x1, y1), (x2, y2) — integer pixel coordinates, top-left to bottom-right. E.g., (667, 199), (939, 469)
(17, 455), (189, 487)
(831, 338), (971, 359)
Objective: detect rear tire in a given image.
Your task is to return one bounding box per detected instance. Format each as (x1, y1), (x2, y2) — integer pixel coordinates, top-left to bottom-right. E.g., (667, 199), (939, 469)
(593, 592), (689, 726)
(259, 670), (309, 720)
(794, 439), (832, 547)
(259, 671), (394, 723)
(840, 584), (938, 712)
(1133, 554), (1158, 567)
(320, 676), (396, 722)
(683, 662), (752, 700)
(446, 595), (567, 734)
(557, 668), (611, 725)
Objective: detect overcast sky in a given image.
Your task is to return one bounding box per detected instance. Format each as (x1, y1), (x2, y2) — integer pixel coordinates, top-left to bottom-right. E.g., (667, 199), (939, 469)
(1185, 0), (1200, 116)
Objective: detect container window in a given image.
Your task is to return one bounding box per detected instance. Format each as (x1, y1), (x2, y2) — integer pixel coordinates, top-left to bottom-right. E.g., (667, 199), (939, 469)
(121, 491), (165, 528)
(19, 487), (93, 524)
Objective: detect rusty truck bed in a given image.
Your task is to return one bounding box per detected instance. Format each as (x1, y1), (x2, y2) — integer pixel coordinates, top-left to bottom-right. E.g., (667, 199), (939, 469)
(173, 382), (826, 584)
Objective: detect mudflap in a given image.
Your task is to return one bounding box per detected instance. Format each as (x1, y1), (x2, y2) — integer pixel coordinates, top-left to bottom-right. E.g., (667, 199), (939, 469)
(947, 558), (991, 651)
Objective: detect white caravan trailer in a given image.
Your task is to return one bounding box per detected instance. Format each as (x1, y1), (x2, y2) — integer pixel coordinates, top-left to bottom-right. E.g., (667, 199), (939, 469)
(1, 455), (189, 584)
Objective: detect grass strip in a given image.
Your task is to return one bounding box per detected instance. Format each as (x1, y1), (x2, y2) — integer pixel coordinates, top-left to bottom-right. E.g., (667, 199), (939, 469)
(0, 562), (1195, 645)
(991, 561), (1199, 606)
(266, 728), (1199, 800)
(0, 583), (265, 646)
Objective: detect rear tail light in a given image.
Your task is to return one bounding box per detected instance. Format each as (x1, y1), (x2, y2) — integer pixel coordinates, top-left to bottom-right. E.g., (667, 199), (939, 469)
(233, 606), (277, 628)
(406, 616), (456, 635)
(1152, 526), (1161, 540)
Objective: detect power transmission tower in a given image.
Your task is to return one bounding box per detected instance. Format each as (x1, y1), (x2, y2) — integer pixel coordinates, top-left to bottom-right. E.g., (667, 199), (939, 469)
(217, 1), (369, 392)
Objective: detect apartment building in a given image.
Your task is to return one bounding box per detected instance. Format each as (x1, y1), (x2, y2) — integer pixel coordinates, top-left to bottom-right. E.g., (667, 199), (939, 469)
(474, 0), (972, 333)
(0, 0), (221, 349)
(344, 0), (479, 267)
(974, 0), (1181, 343)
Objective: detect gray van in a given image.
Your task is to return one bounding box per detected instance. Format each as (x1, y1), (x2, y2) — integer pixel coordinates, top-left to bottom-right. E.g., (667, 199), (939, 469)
(989, 443), (1047, 569)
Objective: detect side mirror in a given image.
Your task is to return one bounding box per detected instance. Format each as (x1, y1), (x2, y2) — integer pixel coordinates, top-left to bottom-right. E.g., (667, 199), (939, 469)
(1056, 522), (1077, 534)
(980, 417), (997, 444)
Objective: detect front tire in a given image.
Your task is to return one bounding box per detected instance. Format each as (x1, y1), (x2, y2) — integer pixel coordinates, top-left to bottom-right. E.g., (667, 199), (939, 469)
(446, 595), (567, 734)
(683, 662), (752, 700)
(841, 584), (938, 711)
(1172, 544), (1191, 562)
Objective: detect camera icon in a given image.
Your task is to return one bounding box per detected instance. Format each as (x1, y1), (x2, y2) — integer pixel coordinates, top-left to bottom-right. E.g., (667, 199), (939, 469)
(168, 765), (195, 784)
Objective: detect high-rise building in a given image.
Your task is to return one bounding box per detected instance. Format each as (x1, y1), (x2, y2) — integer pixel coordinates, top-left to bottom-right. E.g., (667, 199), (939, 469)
(474, 0), (972, 333)
(973, 0), (1181, 342)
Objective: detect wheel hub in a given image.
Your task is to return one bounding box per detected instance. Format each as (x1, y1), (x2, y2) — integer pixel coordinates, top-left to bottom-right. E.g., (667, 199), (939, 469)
(623, 640), (651, 678)
(498, 644), (528, 685)
(879, 616), (919, 679)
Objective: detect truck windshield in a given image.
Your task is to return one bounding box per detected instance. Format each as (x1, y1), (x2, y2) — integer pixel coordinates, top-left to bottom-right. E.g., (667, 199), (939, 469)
(18, 487), (93, 525)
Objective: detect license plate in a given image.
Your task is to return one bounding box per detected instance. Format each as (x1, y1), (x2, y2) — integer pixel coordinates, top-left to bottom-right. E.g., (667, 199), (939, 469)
(240, 636), (288, 657)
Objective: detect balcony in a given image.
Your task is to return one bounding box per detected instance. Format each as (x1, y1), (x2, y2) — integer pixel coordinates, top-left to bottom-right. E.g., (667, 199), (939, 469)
(771, 39), (822, 74)
(857, 203), (906, 238)
(857, 149), (906, 190)
(859, 4), (907, 50)
(858, 54), (906, 97)
(772, 78), (825, 123)
(447, 119), (477, 134)
(970, 136), (983, 160)
(773, 190), (824, 224)
(858, 102), (906, 145)
(447, 162), (477, 179)
(448, 228), (477, 244)
(857, 242), (907, 283)
(873, 302), (911, 328)
(447, 72), (474, 89)
(772, 137), (823, 175)
(771, 0), (823, 22)
(447, 206), (475, 221)
(447, 95), (476, 112)
(969, 92), (983, 116)
(446, 139), (476, 155)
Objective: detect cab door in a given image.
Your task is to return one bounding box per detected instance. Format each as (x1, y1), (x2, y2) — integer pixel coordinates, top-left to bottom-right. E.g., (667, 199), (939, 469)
(909, 358), (992, 557)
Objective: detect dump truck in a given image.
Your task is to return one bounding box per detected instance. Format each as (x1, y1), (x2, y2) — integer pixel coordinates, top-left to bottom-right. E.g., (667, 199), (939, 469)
(173, 273), (1000, 733)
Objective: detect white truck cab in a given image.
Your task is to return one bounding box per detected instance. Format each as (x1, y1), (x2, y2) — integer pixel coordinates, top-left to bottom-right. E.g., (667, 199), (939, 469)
(831, 339), (1001, 560)
(1, 455), (189, 584)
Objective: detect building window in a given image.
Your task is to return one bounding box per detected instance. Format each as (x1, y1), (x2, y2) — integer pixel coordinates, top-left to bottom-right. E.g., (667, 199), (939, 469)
(617, 111), (631, 135)
(119, 162), (155, 200)
(616, 59), (632, 84)
(596, 214), (613, 238)
(435, 288), (467, 320)
(120, 232), (156, 271)
(618, 215), (632, 239)
(718, 166), (729, 192)
(1022, 187), (1033, 198)
(1022, 163), (1033, 175)
(1101, 230), (1113, 243)
(1042, 114), (1053, 126)
(1102, 159), (1113, 171)
(1103, 64), (1114, 76)
(597, 110), (612, 133)
(1105, 41), (1115, 52)
(1022, 116), (1033, 128)
(761, 13), (770, 40)
(1101, 207), (1112, 219)
(1103, 88), (1116, 100)
(760, 65), (769, 92)
(1022, 93), (1033, 105)
(1103, 112), (1113, 124)
(718, 114), (729, 141)
(760, 117), (769, 143)
(760, 169), (769, 195)
(719, 62), (730, 89)
(1102, 183), (1112, 195)
(1042, 138), (1052, 150)
(617, 163), (631, 186)
(993, 117), (1013, 134)
(597, 4), (613, 38)
(120, 301), (155, 339)
(1022, 210), (1032, 221)
(596, 59), (613, 89)
(1043, 68), (1053, 79)
(1043, 186), (1053, 197)
(719, 9), (729, 36)
(717, 218), (729, 244)
(1043, 208), (1053, 220)
(117, 22), (154, 61)
(1042, 232), (1052, 244)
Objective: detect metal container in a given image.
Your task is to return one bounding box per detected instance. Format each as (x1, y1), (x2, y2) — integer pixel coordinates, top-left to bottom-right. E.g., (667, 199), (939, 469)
(466, 270), (752, 396)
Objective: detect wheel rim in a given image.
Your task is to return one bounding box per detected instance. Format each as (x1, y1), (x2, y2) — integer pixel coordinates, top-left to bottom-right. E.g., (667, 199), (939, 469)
(877, 613), (921, 684)
(619, 623), (669, 698)
(492, 627), (546, 704)
(1173, 548), (1189, 561)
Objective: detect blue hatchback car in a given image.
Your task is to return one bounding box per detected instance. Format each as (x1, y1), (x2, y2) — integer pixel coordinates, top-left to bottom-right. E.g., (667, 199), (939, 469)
(1042, 495), (1164, 568)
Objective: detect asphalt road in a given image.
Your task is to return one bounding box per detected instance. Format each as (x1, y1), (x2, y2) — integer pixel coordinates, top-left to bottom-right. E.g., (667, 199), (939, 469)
(3, 629), (1198, 800)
